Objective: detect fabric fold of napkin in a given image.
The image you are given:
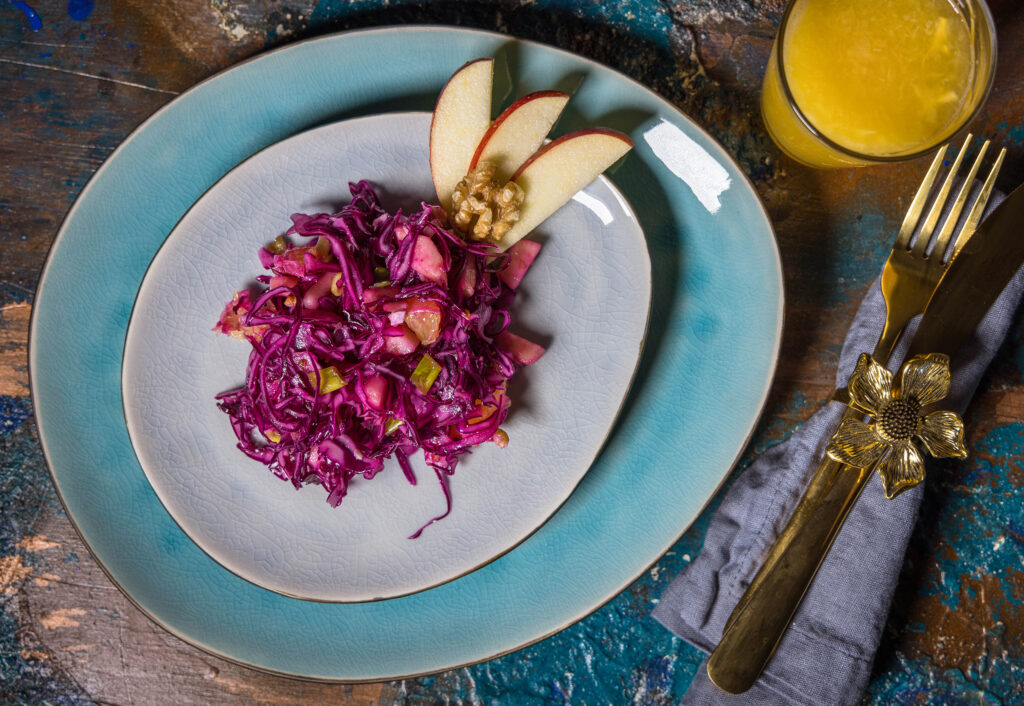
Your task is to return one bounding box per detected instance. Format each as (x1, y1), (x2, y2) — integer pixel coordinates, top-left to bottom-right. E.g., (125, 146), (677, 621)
(652, 193), (1024, 705)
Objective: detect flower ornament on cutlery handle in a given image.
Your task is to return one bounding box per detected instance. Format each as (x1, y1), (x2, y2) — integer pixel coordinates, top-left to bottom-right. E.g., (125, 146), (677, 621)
(825, 353), (966, 500)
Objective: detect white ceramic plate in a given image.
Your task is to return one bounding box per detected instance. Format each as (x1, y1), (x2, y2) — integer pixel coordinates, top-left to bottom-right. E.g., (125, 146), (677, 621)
(34, 27), (782, 679)
(122, 112), (651, 602)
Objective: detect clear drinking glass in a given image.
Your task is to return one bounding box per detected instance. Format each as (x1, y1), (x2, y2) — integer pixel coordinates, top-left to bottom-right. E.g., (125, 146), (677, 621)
(761, 0), (996, 168)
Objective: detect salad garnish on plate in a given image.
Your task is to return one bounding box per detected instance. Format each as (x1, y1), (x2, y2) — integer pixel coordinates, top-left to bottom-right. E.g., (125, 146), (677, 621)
(215, 57), (633, 536)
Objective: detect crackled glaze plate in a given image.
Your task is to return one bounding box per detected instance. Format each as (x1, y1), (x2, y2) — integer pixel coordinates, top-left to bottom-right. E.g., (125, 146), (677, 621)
(121, 112), (651, 602)
(31, 26), (782, 680)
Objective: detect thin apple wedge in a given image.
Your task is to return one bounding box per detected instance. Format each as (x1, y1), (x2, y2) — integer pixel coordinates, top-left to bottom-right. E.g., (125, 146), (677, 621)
(468, 90), (570, 182)
(496, 128), (634, 251)
(430, 58), (494, 211)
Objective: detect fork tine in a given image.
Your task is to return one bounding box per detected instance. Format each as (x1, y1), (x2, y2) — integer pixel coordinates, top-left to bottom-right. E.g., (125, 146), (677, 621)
(932, 140), (990, 262)
(952, 145), (1006, 259)
(911, 133), (973, 257)
(895, 145), (946, 250)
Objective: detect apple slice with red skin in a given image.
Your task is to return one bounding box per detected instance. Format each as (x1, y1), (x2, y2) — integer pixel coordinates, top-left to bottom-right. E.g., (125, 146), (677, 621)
(429, 58), (494, 211)
(468, 90), (570, 182)
(496, 128), (633, 251)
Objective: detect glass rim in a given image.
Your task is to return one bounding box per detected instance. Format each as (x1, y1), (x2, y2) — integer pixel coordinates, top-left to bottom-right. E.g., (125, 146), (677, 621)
(774, 0), (998, 163)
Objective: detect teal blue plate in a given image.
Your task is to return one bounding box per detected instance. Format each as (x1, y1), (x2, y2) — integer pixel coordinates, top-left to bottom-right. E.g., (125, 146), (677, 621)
(30, 26), (782, 680)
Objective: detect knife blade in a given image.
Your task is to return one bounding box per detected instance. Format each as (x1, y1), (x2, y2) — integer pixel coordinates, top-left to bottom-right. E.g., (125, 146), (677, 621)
(706, 182), (1024, 695)
(907, 183), (1024, 358)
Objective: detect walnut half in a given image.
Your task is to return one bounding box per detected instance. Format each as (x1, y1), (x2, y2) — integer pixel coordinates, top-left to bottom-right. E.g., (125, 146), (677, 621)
(450, 162), (525, 244)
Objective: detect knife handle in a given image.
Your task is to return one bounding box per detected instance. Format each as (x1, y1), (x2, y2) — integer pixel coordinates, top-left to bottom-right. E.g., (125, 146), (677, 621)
(707, 286), (910, 692)
(720, 401), (871, 639)
(706, 451), (873, 694)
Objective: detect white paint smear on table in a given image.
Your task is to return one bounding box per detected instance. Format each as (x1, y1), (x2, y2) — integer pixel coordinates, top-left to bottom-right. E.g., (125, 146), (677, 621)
(643, 119), (731, 214)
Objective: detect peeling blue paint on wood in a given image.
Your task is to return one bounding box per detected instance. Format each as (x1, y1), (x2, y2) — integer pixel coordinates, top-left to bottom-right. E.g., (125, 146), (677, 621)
(66, 0), (93, 22)
(863, 419), (1024, 704)
(0, 397), (92, 703)
(5, 1), (42, 31)
(0, 398), (30, 434)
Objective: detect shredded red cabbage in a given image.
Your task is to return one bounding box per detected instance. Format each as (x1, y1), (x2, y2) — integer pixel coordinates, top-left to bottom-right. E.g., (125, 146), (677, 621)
(215, 181), (542, 537)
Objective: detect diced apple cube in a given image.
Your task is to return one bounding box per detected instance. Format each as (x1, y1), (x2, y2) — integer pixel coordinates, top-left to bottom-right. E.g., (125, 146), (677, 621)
(362, 374), (390, 410)
(302, 271), (339, 309)
(383, 324), (420, 356)
(411, 236), (446, 284)
(497, 330), (546, 365)
(404, 298), (444, 345)
(362, 285), (398, 304)
(387, 307), (408, 326)
(497, 239), (541, 289)
(458, 257), (478, 297)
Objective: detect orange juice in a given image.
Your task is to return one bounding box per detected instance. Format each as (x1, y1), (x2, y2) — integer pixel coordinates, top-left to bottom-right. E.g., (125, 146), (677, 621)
(762, 0), (995, 167)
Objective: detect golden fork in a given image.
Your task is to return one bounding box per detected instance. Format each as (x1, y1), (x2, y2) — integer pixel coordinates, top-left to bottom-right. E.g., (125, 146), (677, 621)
(872, 135), (1004, 362)
(707, 135), (1005, 694)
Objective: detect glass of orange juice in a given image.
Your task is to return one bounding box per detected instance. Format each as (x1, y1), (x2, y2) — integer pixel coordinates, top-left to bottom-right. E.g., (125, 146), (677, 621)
(761, 0), (996, 168)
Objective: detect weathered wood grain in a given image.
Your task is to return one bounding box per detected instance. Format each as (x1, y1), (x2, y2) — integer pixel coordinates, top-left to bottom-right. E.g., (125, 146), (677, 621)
(11, 507), (390, 705)
(0, 303), (29, 397)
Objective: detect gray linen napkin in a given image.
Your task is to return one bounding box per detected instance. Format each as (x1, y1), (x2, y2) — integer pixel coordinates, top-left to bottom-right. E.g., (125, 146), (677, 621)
(652, 192), (1024, 705)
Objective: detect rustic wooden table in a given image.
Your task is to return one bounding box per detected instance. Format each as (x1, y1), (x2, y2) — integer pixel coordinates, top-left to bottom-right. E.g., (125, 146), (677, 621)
(3, 0), (1024, 703)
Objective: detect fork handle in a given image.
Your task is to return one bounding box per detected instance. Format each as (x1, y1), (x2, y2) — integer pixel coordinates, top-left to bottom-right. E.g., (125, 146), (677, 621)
(706, 451), (872, 693)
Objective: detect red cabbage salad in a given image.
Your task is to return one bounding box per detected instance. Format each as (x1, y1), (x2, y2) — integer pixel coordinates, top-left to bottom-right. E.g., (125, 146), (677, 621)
(214, 181), (545, 537)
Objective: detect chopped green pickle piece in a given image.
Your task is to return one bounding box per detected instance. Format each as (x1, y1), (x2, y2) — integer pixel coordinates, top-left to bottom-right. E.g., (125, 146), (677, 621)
(374, 266), (390, 282)
(330, 273), (344, 296)
(308, 365), (346, 393)
(384, 417), (405, 435)
(266, 235), (288, 254)
(410, 354), (442, 394)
